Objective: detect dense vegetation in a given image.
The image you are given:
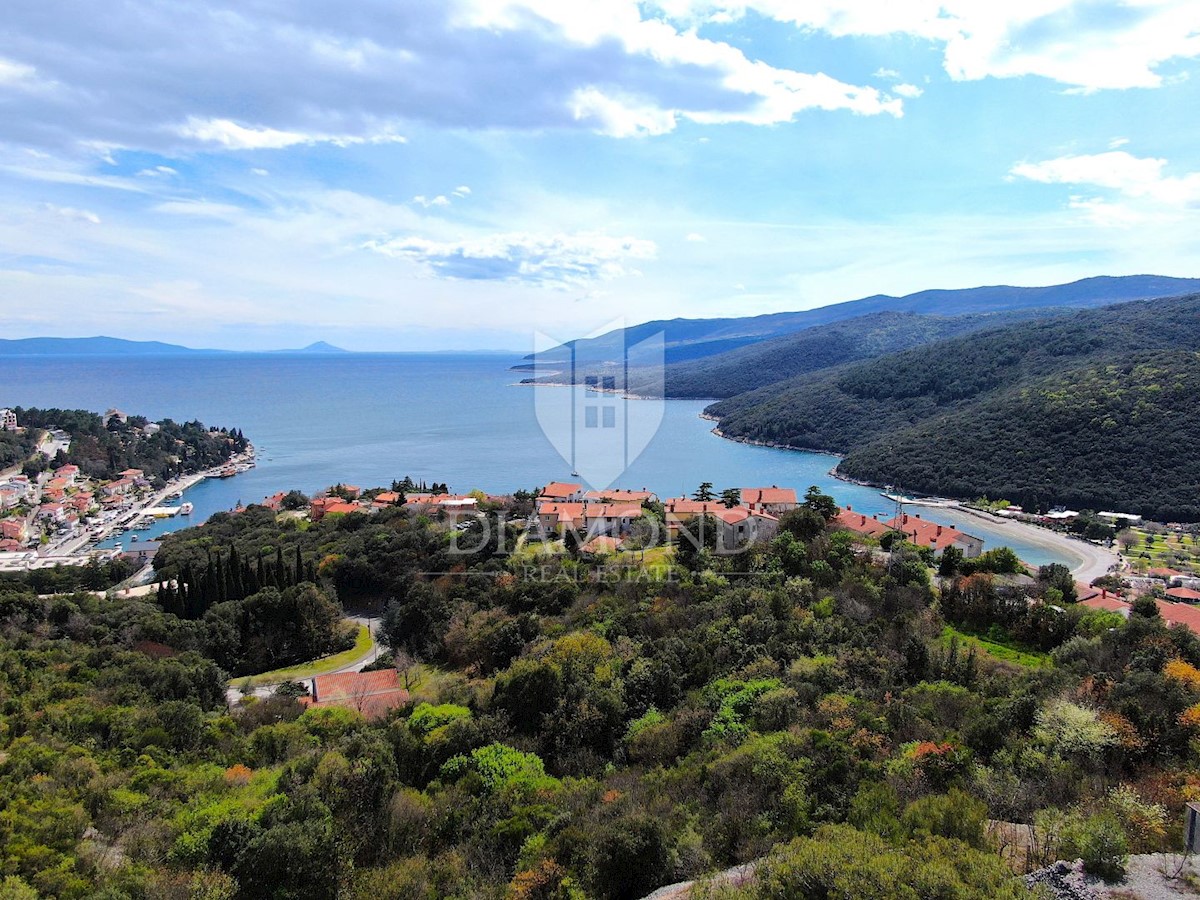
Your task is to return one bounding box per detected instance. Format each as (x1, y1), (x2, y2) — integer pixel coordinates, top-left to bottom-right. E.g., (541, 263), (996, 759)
(14, 408), (248, 483)
(708, 294), (1200, 519)
(629, 309), (1068, 400)
(3, 493), (1199, 897)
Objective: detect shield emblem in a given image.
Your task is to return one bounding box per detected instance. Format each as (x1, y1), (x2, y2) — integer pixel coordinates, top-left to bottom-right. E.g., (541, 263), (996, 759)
(532, 319), (665, 489)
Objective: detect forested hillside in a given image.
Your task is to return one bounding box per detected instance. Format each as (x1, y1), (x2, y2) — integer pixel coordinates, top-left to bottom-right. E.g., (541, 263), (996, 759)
(707, 294), (1200, 519)
(528, 275), (1200, 369)
(629, 308), (1067, 399)
(3, 493), (1198, 897)
(14, 407), (248, 482)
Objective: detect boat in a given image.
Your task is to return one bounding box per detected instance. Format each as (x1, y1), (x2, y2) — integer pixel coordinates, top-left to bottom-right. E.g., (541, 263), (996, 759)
(130, 534), (139, 542)
(180, 502), (194, 515)
(218, 467), (237, 478)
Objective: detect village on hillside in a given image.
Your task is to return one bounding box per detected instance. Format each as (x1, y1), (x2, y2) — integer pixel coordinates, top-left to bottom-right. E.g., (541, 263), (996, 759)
(0, 407), (252, 576)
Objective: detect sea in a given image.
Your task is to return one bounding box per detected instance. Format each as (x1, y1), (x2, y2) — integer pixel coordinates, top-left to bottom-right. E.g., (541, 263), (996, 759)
(2, 353), (1067, 566)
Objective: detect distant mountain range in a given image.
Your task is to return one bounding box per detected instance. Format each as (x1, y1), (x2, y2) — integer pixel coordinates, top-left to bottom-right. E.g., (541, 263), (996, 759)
(527, 275), (1200, 369)
(0, 336), (349, 356)
(706, 292), (1200, 520)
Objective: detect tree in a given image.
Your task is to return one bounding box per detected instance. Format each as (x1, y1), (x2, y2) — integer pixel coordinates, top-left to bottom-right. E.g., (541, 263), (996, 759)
(802, 485), (838, 521)
(692, 482), (715, 502)
(938, 545), (963, 577)
(720, 488), (742, 508)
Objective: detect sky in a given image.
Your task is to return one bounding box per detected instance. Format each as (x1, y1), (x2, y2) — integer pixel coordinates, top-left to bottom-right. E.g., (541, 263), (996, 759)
(1, 1), (1199, 351)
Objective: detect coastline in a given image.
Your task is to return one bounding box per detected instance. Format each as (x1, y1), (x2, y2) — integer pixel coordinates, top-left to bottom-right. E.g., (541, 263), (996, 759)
(704, 415), (1119, 580)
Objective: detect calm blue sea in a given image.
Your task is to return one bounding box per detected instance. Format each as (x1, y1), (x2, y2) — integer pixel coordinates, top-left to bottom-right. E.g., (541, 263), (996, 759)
(2, 353), (1065, 565)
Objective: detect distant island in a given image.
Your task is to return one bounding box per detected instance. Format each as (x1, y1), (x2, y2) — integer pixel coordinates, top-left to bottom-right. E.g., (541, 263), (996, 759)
(0, 336), (350, 357)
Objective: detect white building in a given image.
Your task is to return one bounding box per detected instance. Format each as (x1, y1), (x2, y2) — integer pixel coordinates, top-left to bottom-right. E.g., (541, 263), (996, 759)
(0, 409), (16, 432)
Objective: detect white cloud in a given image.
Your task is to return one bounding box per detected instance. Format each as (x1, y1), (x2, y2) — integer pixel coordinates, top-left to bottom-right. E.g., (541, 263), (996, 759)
(365, 231), (657, 287)
(43, 204), (100, 224)
(652, 1), (1200, 92)
(686, 232), (706, 242)
(452, 185), (471, 197)
(136, 165), (177, 177)
(893, 83), (923, 98)
(0, 57), (38, 86)
(0, 1), (902, 156)
(1011, 150), (1200, 205)
(412, 194), (451, 208)
(177, 117), (406, 151)
(251, 168), (270, 176)
(1108, 137), (1130, 149)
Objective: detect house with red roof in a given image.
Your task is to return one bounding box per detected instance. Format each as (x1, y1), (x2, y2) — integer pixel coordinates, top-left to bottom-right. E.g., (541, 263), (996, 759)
(663, 498), (778, 550)
(739, 486), (798, 516)
(299, 669), (409, 719)
(582, 488), (657, 504)
(583, 502), (645, 537)
(1166, 586), (1200, 603)
(539, 482), (584, 502)
(1, 518), (29, 543)
(536, 502), (586, 533)
(884, 513), (983, 558)
(832, 506), (893, 540)
(373, 491), (403, 507)
(1078, 593), (1200, 636)
(582, 535), (623, 556)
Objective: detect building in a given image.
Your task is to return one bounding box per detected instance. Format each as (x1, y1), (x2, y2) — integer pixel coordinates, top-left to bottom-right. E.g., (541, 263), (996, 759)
(1078, 593), (1200, 636)
(1166, 586), (1200, 603)
(123, 540), (162, 564)
(884, 513), (983, 558)
(54, 464), (80, 483)
(310, 498), (364, 521)
(539, 482), (584, 503)
(300, 669), (409, 719)
(583, 502), (645, 537)
(0, 519), (29, 543)
(582, 488), (657, 504)
(536, 502), (586, 533)
(102, 477), (135, 497)
(0, 409), (16, 432)
(102, 408), (128, 427)
(739, 486), (798, 516)
(663, 498), (778, 551)
(832, 506), (893, 540)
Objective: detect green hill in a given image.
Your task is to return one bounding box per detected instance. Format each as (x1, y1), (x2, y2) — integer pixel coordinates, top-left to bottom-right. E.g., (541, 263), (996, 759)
(526, 274), (1200, 369)
(706, 293), (1200, 520)
(631, 308), (1069, 399)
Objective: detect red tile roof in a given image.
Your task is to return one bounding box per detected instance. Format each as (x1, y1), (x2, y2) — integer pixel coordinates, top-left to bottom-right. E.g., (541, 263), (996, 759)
(740, 487), (798, 506)
(302, 669), (410, 719)
(584, 503), (644, 520)
(582, 536), (623, 554)
(540, 482), (582, 498)
(1166, 586), (1200, 603)
(583, 489), (653, 503)
(833, 506), (892, 539)
(1148, 567), (1185, 580)
(885, 514), (973, 551)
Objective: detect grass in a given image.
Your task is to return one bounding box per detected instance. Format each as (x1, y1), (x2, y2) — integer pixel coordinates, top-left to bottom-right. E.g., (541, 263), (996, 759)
(1122, 526), (1200, 576)
(941, 625), (1051, 668)
(233, 623), (372, 687)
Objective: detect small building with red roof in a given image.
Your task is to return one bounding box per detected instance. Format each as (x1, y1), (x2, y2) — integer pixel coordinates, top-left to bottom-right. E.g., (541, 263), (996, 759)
(884, 513), (983, 558)
(1166, 586), (1200, 603)
(300, 669), (409, 719)
(833, 506), (892, 540)
(539, 482), (584, 502)
(739, 486), (798, 516)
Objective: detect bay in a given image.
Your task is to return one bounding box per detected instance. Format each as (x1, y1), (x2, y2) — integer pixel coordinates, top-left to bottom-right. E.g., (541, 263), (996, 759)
(1, 353), (1065, 565)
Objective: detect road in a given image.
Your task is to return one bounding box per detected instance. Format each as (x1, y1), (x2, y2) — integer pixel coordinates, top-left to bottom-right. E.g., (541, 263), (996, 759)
(224, 614), (383, 705)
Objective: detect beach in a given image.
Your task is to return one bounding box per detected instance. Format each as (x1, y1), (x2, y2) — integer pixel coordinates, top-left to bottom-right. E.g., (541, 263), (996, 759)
(932, 502), (1120, 581)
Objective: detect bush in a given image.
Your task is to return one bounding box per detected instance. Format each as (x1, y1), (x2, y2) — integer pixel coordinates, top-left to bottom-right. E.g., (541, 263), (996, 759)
(1063, 812), (1128, 881)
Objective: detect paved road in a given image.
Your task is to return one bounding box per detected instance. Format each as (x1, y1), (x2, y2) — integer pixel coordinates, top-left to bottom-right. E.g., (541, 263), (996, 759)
(224, 614), (383, 706)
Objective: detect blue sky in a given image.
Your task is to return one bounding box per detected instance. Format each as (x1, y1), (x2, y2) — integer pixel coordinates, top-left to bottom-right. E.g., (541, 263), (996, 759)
(1, 1), (1198, 350)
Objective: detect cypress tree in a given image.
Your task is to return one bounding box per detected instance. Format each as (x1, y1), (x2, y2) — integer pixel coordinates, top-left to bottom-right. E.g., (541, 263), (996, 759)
(275, 546), (286, 589)
(294, 545), (304, 585)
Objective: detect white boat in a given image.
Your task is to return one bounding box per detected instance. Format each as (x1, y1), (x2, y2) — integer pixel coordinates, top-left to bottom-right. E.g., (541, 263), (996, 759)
(180, 502), (194, 515)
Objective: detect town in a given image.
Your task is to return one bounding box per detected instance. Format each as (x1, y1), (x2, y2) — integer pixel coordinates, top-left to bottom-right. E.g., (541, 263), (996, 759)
(0, 406), (253, 578)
